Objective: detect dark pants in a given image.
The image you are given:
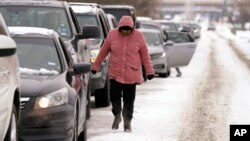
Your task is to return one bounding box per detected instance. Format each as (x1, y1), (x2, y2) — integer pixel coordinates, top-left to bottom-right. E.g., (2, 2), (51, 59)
(110, 79), (136, 120)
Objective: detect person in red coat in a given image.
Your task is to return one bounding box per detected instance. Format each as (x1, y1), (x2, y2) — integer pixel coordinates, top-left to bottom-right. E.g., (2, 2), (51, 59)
(91, 16), (155, 132)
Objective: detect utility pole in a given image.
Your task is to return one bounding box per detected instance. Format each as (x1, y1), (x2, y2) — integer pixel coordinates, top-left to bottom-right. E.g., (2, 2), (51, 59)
(185, 0), (193, 21)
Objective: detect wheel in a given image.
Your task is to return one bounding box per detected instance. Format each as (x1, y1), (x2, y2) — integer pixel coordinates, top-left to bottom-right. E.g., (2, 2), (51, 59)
(77, 121), (87, 141)
(72, 105), (78, 141)
(4, 105), (18, 141)
(167, 67), (171, 77)
(94, 78), (110, 107)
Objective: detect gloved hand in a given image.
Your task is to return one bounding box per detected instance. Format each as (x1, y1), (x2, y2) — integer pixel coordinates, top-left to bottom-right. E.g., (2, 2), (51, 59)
(147, 74), (154, 80)
(91, 70), (97, 74)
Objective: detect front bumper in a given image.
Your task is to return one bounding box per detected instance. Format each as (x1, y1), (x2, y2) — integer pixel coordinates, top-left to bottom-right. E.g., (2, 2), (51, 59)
(151, 57), (167, 74)
(19, 99), (75, 141)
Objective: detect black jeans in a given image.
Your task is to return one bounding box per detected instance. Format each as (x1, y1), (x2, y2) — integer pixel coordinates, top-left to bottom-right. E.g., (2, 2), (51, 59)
(110, 79), (136, 120)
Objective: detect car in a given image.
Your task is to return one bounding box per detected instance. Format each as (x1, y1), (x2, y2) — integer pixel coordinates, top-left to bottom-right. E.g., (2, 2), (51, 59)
(207, 22), (216, 31)
(0, 0), (97, 119)
(164, 31), (197, 68)
(139, 28), (170, 77)
(70, 2), (112, 107)
(9, 26), (91, 141)
(0, 14), (20, 141)
(137, 20), (168, 42)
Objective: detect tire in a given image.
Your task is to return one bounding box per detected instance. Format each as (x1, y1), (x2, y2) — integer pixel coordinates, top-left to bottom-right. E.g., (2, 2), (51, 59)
(159, 67), (171, 78)
(4, 105), (18, 141)
(77, 121), (87, 141)
(167, 67), (171, 77)
(94, 78), (110, 107)
(72, 105), (78, 141)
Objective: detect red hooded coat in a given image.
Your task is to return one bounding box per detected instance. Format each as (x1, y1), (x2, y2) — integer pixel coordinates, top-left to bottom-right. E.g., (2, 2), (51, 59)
(92, 16), (154, 84)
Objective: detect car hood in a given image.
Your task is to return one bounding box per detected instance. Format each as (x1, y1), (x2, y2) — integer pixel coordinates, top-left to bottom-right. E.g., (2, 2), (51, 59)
(147, 46), (165, 60)
(147, 46), (164, 55)
(20, 72), (66, 98)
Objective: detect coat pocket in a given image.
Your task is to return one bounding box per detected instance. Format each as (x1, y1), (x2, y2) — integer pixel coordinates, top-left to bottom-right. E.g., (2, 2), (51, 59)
(129, 64), (139, 71)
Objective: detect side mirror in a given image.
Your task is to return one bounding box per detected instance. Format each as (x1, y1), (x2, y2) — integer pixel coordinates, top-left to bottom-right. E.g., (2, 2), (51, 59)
(78, 25), (101, 39)
(73, 62), (91, 75)
(0, 35), (16, 57)
(165, 40), (174, 46)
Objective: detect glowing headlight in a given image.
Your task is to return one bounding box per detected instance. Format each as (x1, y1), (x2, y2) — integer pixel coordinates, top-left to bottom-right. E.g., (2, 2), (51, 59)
(161, 52), (166, 57)
(91, 49), (100, 63)
(34, 88), (68, 109)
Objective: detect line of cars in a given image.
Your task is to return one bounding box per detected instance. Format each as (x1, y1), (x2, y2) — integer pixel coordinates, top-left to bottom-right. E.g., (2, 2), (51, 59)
(0, 1), (198, 141)
(0, 0), (108, 141)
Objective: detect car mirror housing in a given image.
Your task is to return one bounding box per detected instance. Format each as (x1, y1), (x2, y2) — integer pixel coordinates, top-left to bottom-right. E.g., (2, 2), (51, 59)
(0, 35), (16, 57)
(72, 62), (91, 75)
(78, 25), (101, 39)
(165, 40), (174, 46)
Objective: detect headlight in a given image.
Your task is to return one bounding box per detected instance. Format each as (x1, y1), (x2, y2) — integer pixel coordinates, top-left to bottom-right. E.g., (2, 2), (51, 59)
(91, 49), (100, 63)
(34, 88), (68, 109)
(161, 52), (166, 57)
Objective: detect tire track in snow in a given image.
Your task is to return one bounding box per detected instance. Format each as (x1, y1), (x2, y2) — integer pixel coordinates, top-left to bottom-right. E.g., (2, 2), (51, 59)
(178, 35), (230, 141)
(216, 33), (250, 70)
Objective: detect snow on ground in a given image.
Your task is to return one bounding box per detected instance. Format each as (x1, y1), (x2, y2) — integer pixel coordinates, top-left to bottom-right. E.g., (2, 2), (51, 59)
(87, 26), (250, 141)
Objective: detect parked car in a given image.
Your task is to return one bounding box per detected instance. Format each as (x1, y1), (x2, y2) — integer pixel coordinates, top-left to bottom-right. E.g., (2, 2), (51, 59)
(0, 14), (20, 141)
(139, 28), (170, 77)
(70, 2), (112, 107)
(164, 31), (197, 67)
(0, 0), (96, 118)
(9, 27), (91, 141)
(138, 20), (167, 42)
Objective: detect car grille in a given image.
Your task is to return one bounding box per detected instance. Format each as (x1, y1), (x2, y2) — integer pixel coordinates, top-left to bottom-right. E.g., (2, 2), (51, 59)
(20, 97), (30, 109)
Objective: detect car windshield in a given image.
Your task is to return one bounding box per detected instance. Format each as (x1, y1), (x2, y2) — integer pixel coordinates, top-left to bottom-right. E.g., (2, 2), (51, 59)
(14, 37), (62, 74)
(103, 8), (130, 22)
(143, 32), (162, 46)
(75, 15), (104, 39)
(0, 6), (72, 39)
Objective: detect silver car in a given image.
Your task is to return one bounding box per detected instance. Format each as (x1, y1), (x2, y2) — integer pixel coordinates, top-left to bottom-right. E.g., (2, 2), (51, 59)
(139, 28), (170, 77)
(0, 14), (20, 141)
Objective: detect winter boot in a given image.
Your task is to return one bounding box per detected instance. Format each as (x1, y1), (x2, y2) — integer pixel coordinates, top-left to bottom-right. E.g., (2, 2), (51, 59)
(112, 114), (122, 130)
(123, 119), (132, 132)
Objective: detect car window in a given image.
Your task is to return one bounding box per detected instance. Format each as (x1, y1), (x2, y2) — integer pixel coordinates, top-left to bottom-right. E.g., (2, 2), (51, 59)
(143, 32), (162, 46)
(75, 15), (104, 39)
(0, 6), (72, 38)
(14, 37), (62, 73)
(167, 32), (191, 43)
(58, 37), (74, 69)
(161, 23), (178, 31)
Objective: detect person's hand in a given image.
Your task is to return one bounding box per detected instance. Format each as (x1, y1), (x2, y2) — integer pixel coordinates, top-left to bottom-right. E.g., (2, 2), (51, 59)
(147, 74), (154, 80)
(91, 70), (97, 74)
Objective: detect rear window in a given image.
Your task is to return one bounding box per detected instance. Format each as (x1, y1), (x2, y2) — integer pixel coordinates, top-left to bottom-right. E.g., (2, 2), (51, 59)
(103, 8), (131, 22)
(75, 15), (104, 39)
(0, 6), (72, 38)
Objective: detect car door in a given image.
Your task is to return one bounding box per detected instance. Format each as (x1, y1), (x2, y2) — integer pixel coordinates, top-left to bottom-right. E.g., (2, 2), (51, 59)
(165, 31), (197, 67)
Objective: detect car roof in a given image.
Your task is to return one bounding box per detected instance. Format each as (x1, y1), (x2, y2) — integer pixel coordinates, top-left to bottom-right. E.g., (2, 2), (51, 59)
(0, 0), (67, 8)
(102, 4), (135, 9)
(70, 3), (102, 14)
(8, 27), (56, 38)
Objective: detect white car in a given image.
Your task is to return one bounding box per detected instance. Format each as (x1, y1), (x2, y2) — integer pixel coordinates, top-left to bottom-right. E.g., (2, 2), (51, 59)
(0, 14), (20, 141)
